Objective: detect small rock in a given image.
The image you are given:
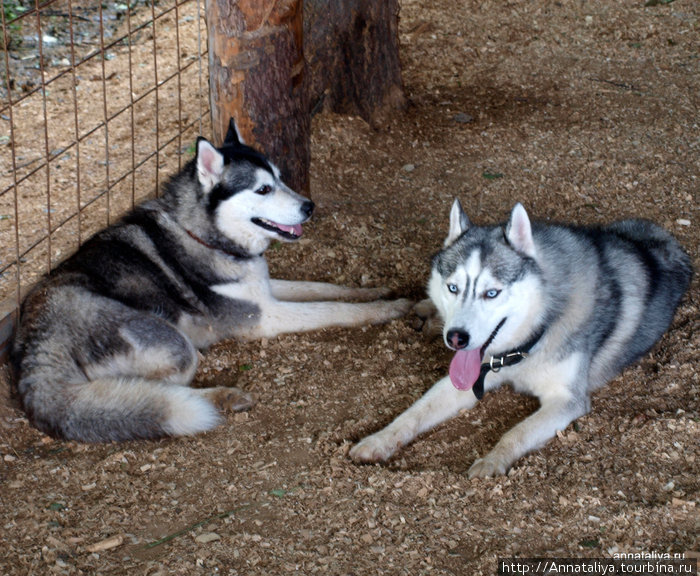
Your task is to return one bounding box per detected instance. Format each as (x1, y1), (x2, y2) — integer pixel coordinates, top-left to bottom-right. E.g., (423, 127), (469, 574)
(453, 113), (474, 124)
(676, 219), (690, 227)
(402, 164), (415, 172)
(195, 532), (221, 544)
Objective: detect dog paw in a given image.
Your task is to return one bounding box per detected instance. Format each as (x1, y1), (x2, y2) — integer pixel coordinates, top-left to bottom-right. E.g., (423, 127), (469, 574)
(205, 386), (256, 413)
(412, 298), (442, 337)
(349, 434), (396, 463)
(413, 298), (436, 318)
(468, 454), (509, 479)
(391, 298), (416, 318)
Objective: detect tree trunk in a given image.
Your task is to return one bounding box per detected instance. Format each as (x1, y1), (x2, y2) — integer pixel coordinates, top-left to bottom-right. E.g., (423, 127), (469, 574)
(206, 0), (405, 194)
(304, 0), (405, 127)
(206, 0), (310, 193)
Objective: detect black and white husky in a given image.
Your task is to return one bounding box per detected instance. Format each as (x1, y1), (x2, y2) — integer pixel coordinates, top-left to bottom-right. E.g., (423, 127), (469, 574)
(351, 199), (691, 477)
(12, 120), (412, 442)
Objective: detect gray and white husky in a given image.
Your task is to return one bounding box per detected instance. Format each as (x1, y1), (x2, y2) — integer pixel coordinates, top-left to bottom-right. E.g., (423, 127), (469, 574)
(12, 120), (412, 442)
(351, 199), (691, 477)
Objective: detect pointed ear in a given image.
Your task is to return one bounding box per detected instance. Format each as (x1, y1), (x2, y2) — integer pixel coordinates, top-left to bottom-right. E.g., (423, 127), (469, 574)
(505, 203), (536, 258)
(445, 198), (470, 246)
(224, 118), (243, 146)
(196, 137), (224, 193)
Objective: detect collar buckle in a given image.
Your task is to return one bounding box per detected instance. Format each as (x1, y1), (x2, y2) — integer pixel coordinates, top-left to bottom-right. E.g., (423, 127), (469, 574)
(488, 351), (528, 373)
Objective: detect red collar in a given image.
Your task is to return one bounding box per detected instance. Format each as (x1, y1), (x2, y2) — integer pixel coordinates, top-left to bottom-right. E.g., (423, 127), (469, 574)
(186, 229), (215, 250)
(185, 229), (254, 259)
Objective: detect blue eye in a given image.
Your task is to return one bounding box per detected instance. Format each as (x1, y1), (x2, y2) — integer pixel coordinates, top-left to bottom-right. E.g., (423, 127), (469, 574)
(484, 288), (500, 299)
(447, 283), (459, 294)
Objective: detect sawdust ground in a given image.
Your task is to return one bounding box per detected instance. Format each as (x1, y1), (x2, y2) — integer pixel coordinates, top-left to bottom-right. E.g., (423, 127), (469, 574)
(0, 0), (698, 574)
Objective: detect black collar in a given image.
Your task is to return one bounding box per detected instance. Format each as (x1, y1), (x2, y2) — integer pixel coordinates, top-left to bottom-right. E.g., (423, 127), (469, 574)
(472, 326), (545, 400)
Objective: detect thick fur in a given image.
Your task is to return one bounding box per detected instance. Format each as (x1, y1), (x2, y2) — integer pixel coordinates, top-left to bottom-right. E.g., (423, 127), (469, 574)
(12, 120), (412, 442)
(351, 200), (692, 477)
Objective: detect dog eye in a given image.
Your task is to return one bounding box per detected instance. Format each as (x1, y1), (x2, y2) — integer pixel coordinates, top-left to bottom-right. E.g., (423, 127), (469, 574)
(484, 288), (500, 299)
(255, 185), (272, 196)
(447, 283), (459, 294)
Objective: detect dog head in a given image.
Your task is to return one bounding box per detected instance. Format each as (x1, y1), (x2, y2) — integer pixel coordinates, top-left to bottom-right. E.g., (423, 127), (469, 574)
(429, 200), (545, 366)
(186, 119), (314, 256)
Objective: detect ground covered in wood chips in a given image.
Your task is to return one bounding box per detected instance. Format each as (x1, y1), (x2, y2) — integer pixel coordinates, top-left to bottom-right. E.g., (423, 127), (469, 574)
(1, 0), (698, 574)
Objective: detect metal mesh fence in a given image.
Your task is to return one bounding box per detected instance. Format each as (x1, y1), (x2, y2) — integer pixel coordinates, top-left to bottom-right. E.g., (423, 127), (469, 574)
(0, 0), (210, 319)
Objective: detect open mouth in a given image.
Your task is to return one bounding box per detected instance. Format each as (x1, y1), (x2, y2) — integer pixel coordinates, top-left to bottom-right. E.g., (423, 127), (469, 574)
(448, 317), (507, 391)
(252, 217), (303, 240)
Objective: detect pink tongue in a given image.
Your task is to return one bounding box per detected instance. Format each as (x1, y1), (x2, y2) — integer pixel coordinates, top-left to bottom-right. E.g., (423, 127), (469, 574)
(449, 350), (482, 390)
(277, 223), (303, 237)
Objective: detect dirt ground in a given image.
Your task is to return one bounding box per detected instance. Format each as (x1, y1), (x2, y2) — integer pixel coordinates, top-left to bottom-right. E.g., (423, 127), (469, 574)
(1, 0), (698, 574)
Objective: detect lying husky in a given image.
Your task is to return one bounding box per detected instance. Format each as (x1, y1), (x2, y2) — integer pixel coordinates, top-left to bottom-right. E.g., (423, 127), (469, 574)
(12, 120), (411, 442)
(351, 200), (691, 477)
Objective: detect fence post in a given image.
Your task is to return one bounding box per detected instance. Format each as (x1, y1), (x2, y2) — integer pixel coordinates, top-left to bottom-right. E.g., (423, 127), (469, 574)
(0, 300), (17, 365)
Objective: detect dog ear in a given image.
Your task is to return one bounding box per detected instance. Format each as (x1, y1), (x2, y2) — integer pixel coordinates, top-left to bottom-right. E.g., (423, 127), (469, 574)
(196, 137), (224, 193)
(506, 203), (536, 258)
(224, 118), (244, 146)
(445, 198), (470, 246)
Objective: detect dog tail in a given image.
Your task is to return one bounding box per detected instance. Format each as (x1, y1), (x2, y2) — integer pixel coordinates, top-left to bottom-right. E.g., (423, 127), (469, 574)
(19, 376), (221, 442)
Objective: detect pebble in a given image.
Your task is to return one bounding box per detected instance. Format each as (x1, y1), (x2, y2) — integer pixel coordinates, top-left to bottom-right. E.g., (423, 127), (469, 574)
(453, 113), (474, 124)
(195, 532), (221, 544)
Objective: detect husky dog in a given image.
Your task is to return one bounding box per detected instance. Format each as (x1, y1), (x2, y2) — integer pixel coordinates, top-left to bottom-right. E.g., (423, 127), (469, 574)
(351, 200), (691, 477)
(12, 120), (412, 442)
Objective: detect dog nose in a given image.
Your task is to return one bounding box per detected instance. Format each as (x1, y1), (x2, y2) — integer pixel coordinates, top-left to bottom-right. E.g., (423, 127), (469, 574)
(301, 200), (314, 218)
(446, 329), (470, 350)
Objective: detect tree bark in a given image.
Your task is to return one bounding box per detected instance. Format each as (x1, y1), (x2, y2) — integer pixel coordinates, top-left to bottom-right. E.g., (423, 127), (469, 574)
(206, 0), (310, 193)
(304, 0), (405, 127)
(206, 0), (405, 194)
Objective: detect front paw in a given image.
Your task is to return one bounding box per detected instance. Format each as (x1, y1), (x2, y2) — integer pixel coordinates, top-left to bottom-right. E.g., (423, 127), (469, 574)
(349, 433), (397, 463)
(379, 298), (415, 321)
(468, 453), (510, 479)
(412, 298), (442, 337)
(395, 298), (416, 316)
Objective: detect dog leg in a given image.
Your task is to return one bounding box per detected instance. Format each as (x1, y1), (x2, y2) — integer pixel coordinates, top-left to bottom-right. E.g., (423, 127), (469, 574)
(243, 298), (413, 339)
(270, 279), (391, 302)
(39, 310), (251, 441)
(412, 298), (443, 337)
(468, 394), (588, 478)
(350, 376), (478, 463)
(82, 313), (199, 386)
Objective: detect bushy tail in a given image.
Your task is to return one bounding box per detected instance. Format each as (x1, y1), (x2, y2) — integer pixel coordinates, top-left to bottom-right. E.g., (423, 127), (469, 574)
(20, 377), (221, 442)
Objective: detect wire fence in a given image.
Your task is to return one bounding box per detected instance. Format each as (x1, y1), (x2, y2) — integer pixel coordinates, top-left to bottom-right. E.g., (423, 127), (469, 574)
(0, 0), (210, 327)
